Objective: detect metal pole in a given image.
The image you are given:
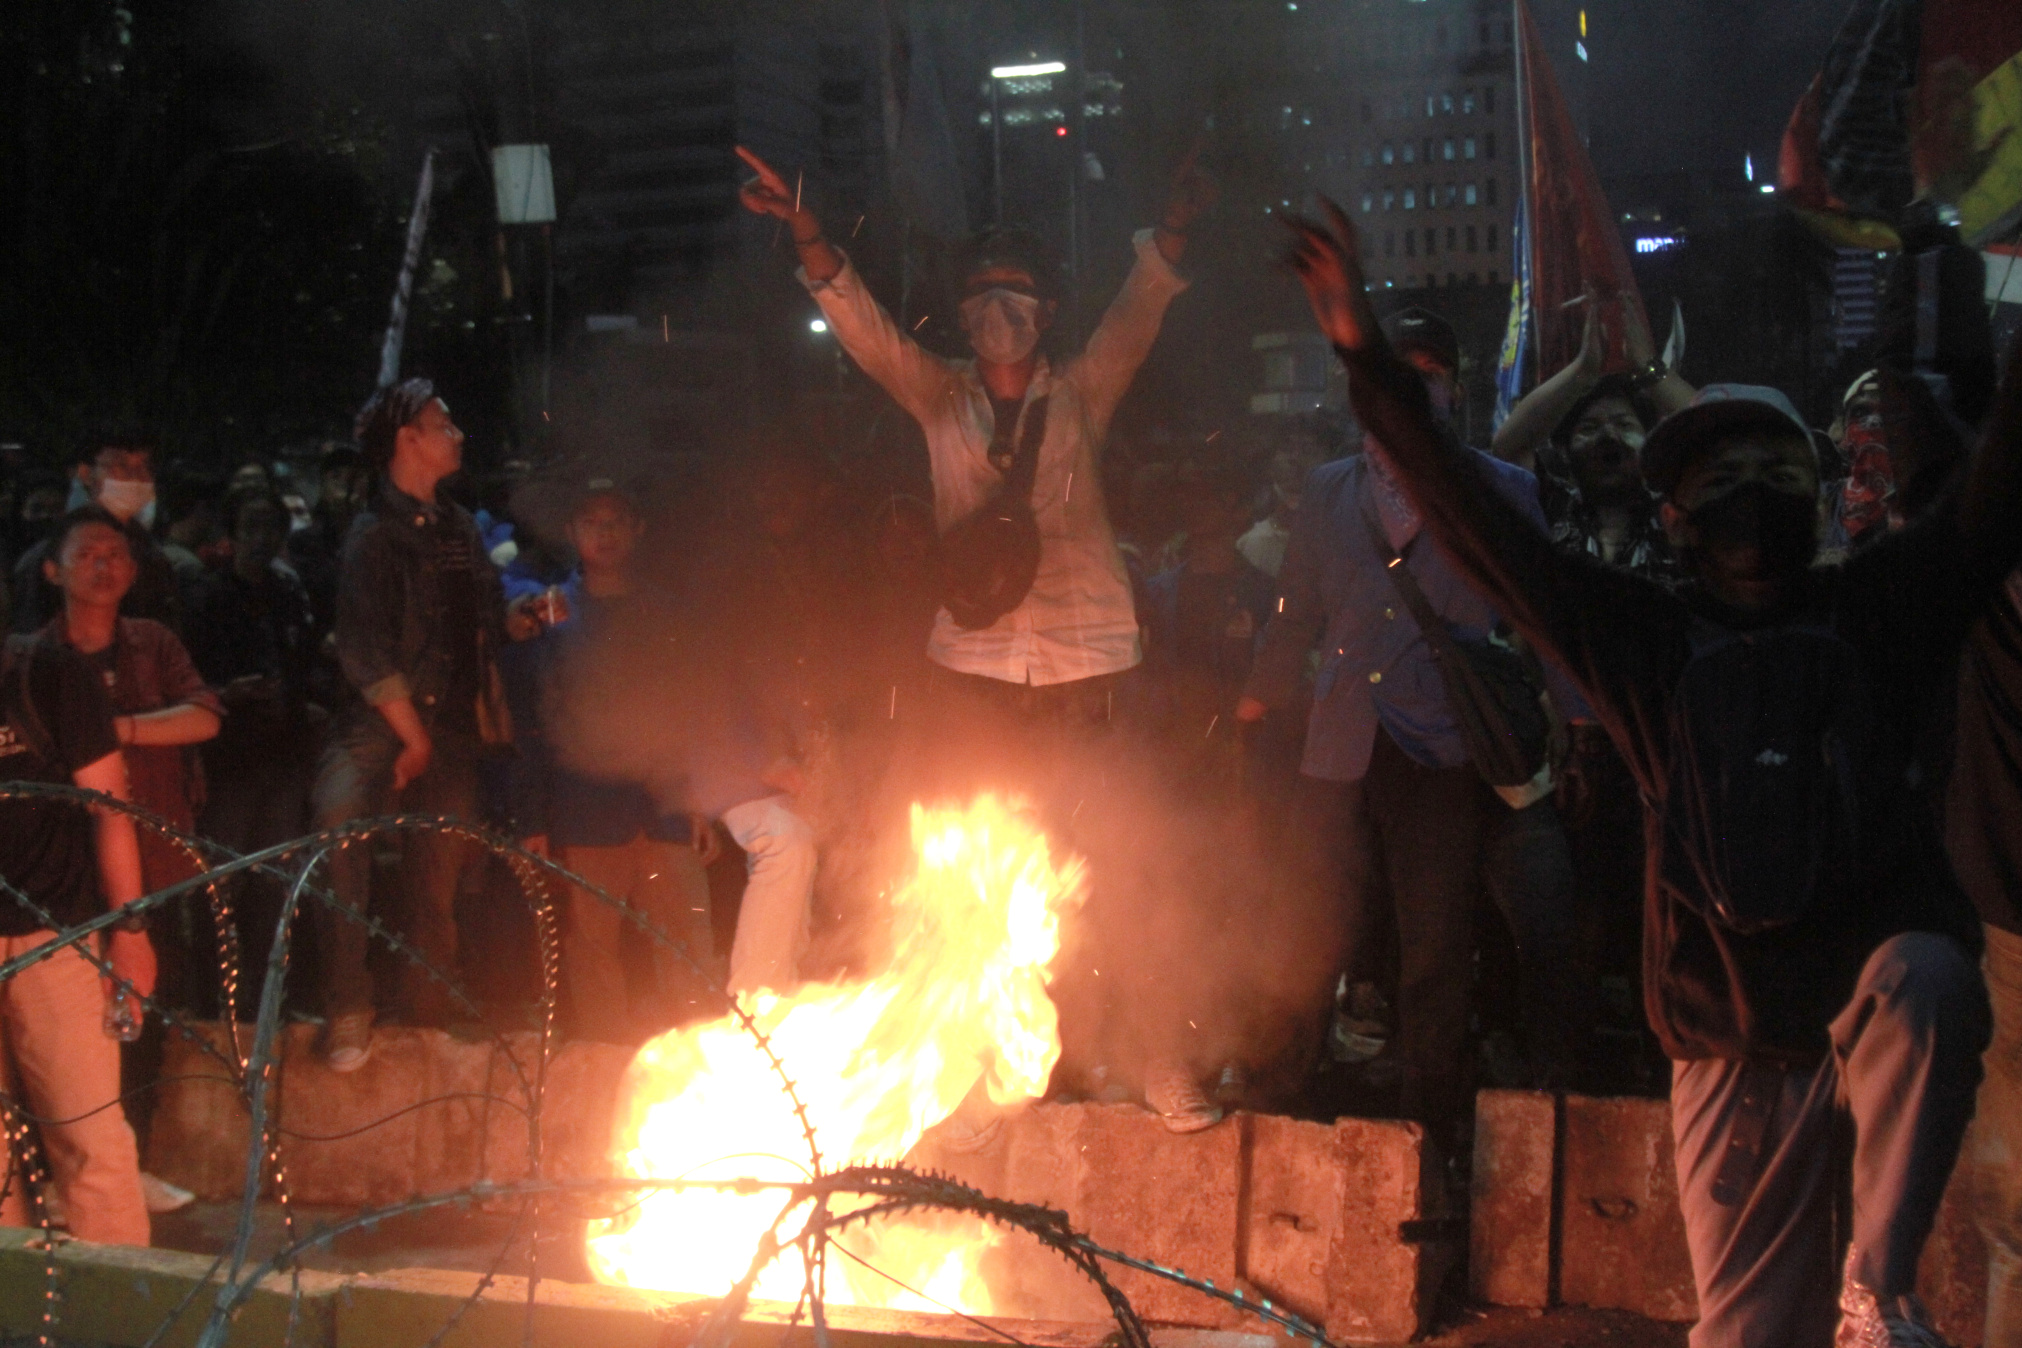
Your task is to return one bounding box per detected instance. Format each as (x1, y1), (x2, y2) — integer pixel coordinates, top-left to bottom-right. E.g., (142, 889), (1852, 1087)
(992, 78), (1004, 224)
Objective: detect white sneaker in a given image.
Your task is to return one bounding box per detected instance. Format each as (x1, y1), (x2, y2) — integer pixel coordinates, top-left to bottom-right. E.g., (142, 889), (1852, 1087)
(1837, 1251), (1955, 1348)
(141, 1172), (194, 1214)
(1144, 1063), (1223, 1134)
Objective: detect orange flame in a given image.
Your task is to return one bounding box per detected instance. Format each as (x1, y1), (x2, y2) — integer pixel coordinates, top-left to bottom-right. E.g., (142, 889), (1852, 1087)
(587, 796), (1085, 1312)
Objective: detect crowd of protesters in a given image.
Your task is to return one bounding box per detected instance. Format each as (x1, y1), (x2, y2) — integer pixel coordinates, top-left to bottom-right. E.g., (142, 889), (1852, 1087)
(0, 144), (2016, 1348)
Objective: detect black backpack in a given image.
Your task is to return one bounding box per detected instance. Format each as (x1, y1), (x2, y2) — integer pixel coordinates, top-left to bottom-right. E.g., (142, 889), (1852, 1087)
(940, 396), (1048, 632)
(1657, 614), (1872, 934)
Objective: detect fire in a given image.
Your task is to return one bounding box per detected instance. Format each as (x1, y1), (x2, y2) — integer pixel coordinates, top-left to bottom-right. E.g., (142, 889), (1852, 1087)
(586, 796), (1086, 1313)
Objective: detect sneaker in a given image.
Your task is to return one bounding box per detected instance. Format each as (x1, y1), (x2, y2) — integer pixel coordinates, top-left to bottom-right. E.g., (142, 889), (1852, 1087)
(321, 1011), (374, 1073)
(1837, 1251), (1955, 1348)
(933, 1080), (1006, 1154)
(1144, 1063), (1223, 1134)
(141, 1172), (194, 1214)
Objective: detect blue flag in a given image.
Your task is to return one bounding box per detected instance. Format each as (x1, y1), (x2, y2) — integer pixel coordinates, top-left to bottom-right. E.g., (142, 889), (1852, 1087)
(1493, 191), (1532, 430)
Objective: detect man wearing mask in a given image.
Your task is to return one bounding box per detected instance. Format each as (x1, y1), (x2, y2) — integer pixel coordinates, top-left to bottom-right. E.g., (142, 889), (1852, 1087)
(735, 143), (1210, 735)
(1284, 203), (2015, 1348)
(12, 439), (177, 635)
(1237, 307), (1589, 1141)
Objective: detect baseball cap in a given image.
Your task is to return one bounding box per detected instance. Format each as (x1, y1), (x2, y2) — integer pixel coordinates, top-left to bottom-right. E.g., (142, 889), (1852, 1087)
(1381, 307), (1459, 372)
(1640, 384), (1815, 498)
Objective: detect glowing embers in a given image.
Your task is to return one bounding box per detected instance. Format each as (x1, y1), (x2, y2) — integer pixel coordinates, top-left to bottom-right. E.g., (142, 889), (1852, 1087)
(587, 796), (1087, 1314)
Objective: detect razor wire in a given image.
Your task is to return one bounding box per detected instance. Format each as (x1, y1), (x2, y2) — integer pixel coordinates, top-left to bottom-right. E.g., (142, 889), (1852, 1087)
(0, 782), (1342, 1348)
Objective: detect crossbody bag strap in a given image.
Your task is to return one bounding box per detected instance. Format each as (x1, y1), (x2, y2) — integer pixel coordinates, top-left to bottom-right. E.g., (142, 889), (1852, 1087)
(1361, 504), (1473, 671)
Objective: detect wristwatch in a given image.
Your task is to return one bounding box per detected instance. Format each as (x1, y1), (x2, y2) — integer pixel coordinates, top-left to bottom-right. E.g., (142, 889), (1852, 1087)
(1626, 359), (1668, 391)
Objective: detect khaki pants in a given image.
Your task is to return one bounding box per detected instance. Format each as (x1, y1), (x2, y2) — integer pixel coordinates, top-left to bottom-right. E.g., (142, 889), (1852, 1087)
(0, 932), (148, 1246)
(557, 838), (716, 1043)
(719, 796), (816, 997)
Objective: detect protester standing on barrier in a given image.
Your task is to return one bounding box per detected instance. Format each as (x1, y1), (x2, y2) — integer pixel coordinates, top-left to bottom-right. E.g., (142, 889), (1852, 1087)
(0, 603), (154, 1244)
(736, 139), (1222, 1130)
(309, 379), (548, 1071)
(503, 475), (723, 1041)
(1282, 201), (2018, 1348)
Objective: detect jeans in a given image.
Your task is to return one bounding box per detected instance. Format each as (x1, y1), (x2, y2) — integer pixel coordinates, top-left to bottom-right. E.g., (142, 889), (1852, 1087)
(0, 933), (149, 1245)
(556, 837), (718, 1041)
(720, 795), (817, 996)
(1288, 730), (1492, 1135)
(1670, 933), (1989, 1348)
(1479, 796), (1591, 1085)
(1972, 922), (2022, 1347)
(308, 720), (481, 1022)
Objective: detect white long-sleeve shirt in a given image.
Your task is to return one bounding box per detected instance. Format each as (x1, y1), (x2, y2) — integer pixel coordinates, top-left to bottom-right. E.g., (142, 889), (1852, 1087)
(802, 231), (1189, 686)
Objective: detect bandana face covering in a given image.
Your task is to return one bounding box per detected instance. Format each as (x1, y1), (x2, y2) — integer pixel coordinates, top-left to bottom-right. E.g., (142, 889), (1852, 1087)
(960, 288), (1043, 366)
(1686, 480), (1818, 581)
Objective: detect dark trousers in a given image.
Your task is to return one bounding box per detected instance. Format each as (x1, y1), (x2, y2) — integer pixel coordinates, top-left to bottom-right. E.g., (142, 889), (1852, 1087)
(307, 720), (480, 1022)
(1670, 933), (1988, 1348)
(1290, 730), (1492, 1134)
(1479, 797), (1592, 1085)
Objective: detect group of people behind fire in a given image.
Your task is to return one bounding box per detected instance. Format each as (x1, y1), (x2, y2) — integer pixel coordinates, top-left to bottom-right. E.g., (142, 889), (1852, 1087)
(1, 138), (2018, 1348)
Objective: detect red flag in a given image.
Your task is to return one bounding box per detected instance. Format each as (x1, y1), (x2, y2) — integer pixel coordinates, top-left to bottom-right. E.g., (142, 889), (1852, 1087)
(1516, 0), (1649, 380)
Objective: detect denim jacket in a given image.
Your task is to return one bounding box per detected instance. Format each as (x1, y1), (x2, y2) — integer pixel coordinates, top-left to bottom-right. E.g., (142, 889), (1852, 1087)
(334, 481), (506, 737)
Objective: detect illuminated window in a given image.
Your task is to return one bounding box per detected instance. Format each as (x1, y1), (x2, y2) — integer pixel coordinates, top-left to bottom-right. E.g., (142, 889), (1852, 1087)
(1444, 139), (1456, 161)
(1441, 93), (1454, 114)
(1403, 142), (1416, 164)
(1465, 182), (1478, 205)
(1464, 136), (1477, 160)
(1403, 188), (1416, 209)
(1382, 142), (1395, 164)
(1426, 94), (1436, 117)
(1383, 190), (1396, 210)
(1462, 90), (1477, 115)
(1446, 183), (1459, 205)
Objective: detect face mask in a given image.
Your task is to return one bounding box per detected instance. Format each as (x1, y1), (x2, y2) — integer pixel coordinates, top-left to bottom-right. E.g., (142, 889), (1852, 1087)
(961, 288), (1043, 366)
(97, 478), (156, 526)
(1685, 480), (1817, 581)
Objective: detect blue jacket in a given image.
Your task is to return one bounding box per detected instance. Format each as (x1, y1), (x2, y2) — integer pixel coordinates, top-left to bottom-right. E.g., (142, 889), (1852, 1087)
(500, 579), (694, 847)
(1245, 450), (1582, 782)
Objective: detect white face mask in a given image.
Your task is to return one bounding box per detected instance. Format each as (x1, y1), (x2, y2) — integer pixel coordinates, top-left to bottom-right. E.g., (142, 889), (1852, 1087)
(97, 478), (156, 526)
(961, 288), (1043, 367)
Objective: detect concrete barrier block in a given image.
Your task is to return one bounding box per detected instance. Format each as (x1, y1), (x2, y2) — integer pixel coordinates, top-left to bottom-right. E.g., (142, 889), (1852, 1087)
(275, 1022), (428, 1206)
(1326, 1116), (1446, 1344)
(1469, 1089), (1556, 1309)
(0, 1226), (347, 1348)
(1919, 1133), (1989, 1348)
(1558, 1096), (1695, 1323)
(1069, 1103), (1246, 1329)
(1240, 1112), (1337, 1328)
(145, 1022), (253, 1201)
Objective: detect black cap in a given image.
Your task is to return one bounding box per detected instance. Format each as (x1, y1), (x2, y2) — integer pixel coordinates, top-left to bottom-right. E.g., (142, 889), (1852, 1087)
(1640, 384), (1814, 498)
(1382, 307), (1459, 372)
(565, 473), (639, 517)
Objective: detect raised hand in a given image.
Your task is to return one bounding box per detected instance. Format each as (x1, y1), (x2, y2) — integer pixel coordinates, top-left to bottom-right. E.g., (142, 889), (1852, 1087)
(736, 146), (801, 222)
(1283, 198), (1378, 352)
(1160, 136), (1221, 233)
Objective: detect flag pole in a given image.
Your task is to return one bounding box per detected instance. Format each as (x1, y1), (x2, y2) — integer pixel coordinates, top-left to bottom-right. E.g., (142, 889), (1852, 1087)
(376, 148), (438, 391)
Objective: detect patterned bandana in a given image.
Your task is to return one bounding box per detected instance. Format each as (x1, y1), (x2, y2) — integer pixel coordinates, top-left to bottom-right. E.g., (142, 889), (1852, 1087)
(1361, 434), (1422, 552)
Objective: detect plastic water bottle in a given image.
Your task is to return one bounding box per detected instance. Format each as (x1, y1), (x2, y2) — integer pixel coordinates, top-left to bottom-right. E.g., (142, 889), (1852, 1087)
(103, 985), (142, 1042)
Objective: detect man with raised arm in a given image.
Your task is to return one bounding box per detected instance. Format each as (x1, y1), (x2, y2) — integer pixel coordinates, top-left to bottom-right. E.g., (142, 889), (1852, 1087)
(735, 144), (1210, 721)
(1283, 201), (2021, 1348)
